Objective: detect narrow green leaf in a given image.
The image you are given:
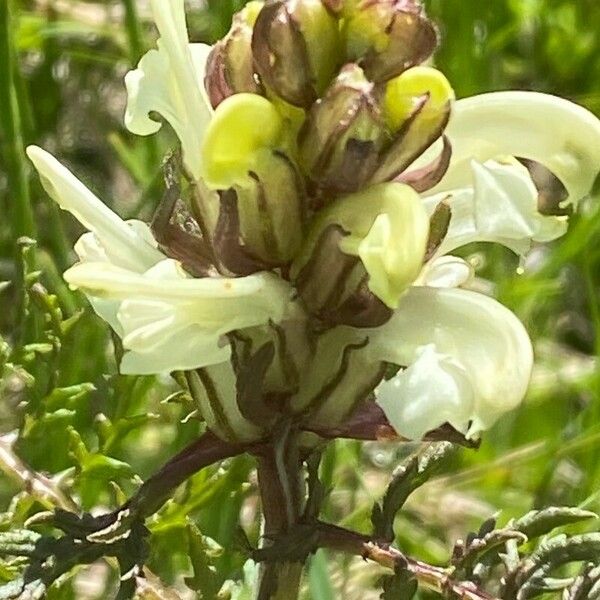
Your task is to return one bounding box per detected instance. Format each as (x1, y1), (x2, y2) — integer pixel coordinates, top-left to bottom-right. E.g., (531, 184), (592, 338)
(183, 524), (222, 599)
(514, 507), (597, 540)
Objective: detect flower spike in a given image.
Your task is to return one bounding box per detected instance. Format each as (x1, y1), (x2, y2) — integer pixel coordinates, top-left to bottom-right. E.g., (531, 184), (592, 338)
(28, 0), (600, 448)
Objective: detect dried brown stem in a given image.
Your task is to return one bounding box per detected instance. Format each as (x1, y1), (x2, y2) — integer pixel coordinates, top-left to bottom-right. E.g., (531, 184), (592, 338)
(317, 522), (499, 600)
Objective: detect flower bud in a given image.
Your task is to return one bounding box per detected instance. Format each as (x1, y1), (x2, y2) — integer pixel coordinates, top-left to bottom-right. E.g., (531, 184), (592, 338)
(298, 64), (387, 194)
(371, 66), (454, 184)
(344, 0), (438, 82)
(204, 2), (264, 108)
(201, 93), (305, 267)
(293, 182), (430, 313)
(252, 0), (341, 107)
(201, 93), (285, 189)
(231, 148), (306, 266)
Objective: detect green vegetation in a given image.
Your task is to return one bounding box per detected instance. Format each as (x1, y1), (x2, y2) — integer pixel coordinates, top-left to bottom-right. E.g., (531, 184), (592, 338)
(0, 1), (599, 597)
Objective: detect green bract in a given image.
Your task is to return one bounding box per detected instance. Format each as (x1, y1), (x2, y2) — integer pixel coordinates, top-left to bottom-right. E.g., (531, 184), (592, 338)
(234, 147), (305, 264)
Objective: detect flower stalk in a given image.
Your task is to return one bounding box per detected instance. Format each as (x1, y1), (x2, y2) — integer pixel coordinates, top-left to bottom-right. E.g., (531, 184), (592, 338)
(255, 445), (305, 599)
(124, 430), (254, 519)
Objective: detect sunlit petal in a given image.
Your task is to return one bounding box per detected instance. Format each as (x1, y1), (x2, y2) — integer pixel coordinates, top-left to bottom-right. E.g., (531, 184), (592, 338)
(370, 286), (533, 438)
(351, 187), (430, 308)
(73, 234), (122, 334)
(425, 160), (569, 257)
(124, 0), (213, 178)
(376, 344), (475, 439)
(120, 325), (230, 375)
(200, 93), (285, 189)
(64, 259), (293, 374)
(64, 259), (284, 301)
(417, 255), (474, 288)
(296, 182), (430, 308)
(26, 146), (163, 272)
(432, 92), (600, 206)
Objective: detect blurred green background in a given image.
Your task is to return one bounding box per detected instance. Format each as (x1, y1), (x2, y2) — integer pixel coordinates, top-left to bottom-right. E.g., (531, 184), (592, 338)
(1, 0), (600, 598)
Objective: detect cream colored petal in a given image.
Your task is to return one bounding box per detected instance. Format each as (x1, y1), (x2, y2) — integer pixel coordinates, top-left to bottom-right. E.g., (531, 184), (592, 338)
(356, 206), (429, 308)
(86, 297), (124, 337)
(370, 286), (533, 438)
(64, 260), (284, 301)
(376, 345), (475, 440)
(27, 146), (163, 272)
(424, 160), (569, 257)
(73, 231), (109, 263)
(301, 182), (430, 308)
(189, 42), (213, 92)
(120, 327), (230, 374)
(124, 219), (160, 247)
(64, 259), (292, 374)
(417, 255), (474, 288)
(124, 0), (213, 178)
(433, 92), (600, 206)
(71, 223), (162, 333)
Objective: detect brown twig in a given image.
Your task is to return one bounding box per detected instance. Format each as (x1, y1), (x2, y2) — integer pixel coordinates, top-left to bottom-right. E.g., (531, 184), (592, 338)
(317, 522), (499, 600)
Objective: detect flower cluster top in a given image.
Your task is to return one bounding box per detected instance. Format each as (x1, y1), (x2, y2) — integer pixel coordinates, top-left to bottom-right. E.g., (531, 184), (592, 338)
(27, 0), (600, 444)
(197, 0), (454, 312)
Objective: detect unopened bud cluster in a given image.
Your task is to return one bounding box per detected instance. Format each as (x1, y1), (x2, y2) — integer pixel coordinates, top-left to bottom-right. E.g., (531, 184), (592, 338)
(200, 0), (452, 324)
